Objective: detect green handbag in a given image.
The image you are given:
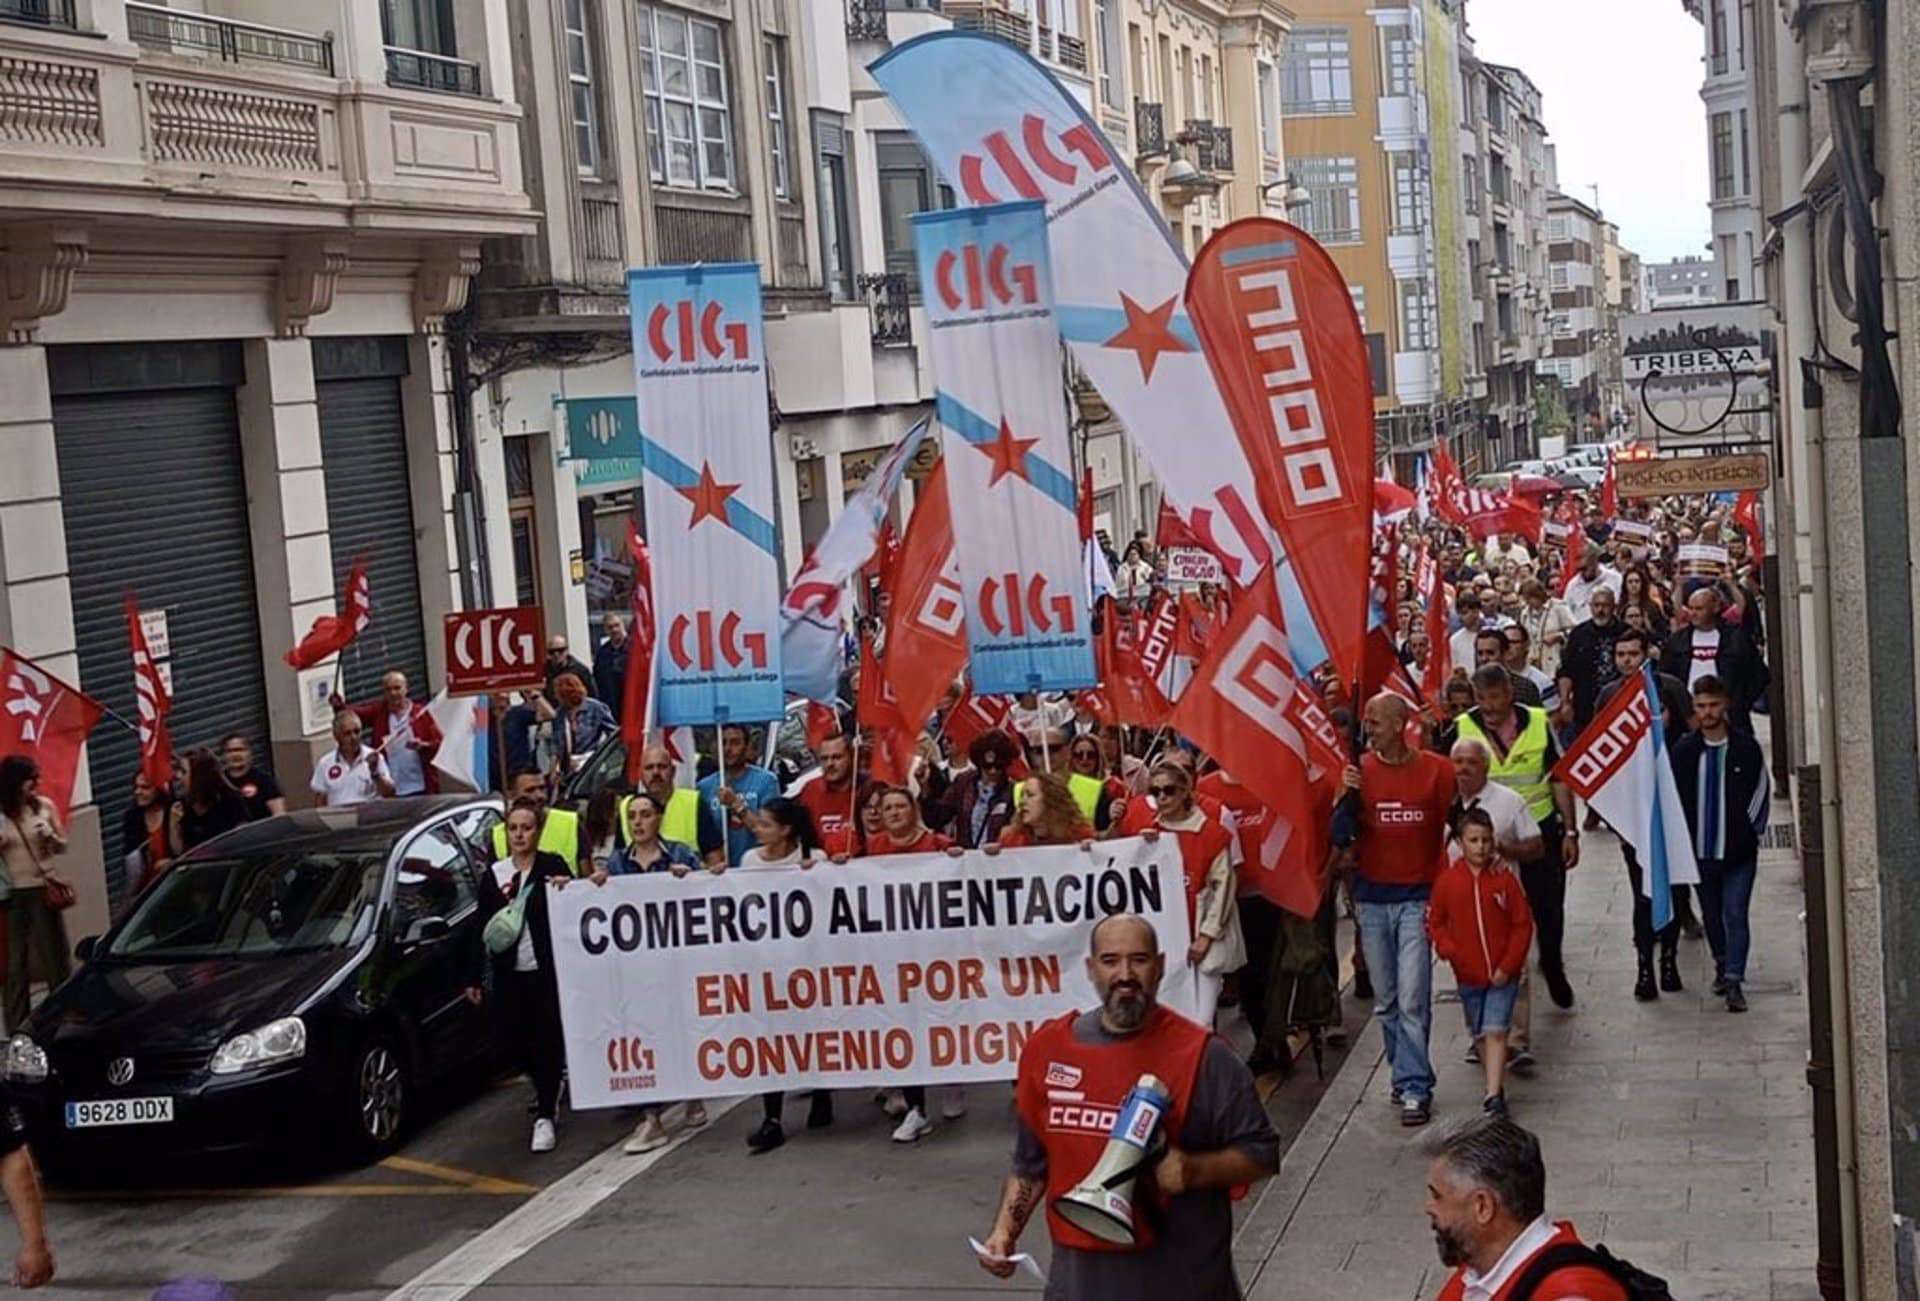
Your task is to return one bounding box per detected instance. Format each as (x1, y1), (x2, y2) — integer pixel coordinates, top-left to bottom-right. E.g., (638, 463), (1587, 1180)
(483, 885), (531, 956)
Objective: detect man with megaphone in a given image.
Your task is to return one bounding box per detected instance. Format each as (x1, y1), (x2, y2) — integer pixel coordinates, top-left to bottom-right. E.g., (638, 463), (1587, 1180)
(978, 913), (1279, 1298)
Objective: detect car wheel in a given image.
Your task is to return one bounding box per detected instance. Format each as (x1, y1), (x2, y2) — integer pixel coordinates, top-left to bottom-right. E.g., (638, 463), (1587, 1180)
(342, 1035), (408, 1161)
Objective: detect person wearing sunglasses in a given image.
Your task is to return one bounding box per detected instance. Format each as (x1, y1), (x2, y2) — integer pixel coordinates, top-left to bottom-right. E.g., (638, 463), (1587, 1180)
(1137, 761), (1240, 1027)
(1062, 733), (1126, 832)
(923, 730), (1019, 849)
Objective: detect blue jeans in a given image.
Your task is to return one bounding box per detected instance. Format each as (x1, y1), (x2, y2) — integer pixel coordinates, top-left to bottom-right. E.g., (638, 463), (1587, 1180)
(1697, 857), (1758, 983)
(1357, 899), (1435, 1102)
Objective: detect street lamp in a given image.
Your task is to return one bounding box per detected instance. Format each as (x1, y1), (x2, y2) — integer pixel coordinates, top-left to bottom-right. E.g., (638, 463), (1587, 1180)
(1260, 174), (1312, 215)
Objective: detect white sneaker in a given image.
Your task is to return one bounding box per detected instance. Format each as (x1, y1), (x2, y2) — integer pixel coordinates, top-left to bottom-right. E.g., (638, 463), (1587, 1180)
(623, 1114), (668, 1155)
(941, 1087), (968, 1120)
(890, 1107), (933, 1143)
(530, 1118), (557, 1152)
(881, 1088), (908, 1119)
(682, 1101), (709, 1128)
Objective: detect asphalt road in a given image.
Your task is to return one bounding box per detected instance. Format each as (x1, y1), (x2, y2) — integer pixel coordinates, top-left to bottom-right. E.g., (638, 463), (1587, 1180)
(36, 963), (1356, 1300)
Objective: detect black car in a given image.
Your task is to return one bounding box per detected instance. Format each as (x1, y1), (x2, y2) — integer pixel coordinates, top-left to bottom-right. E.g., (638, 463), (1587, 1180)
(9, 797), (507, 1167)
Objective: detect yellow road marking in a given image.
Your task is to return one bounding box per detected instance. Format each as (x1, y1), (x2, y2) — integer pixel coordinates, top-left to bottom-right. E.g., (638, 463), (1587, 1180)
(50, 1158), (538, 1202)
(379, 1156), (539, 1195)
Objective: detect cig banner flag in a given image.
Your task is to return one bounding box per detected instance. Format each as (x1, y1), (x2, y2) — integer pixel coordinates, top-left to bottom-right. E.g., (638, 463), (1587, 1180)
(629, 263), (784, 724)
(1186, 220), (1376, 692)
(1553, 664), (1700, 928)
(549, 838), (1197, 1105)
(869, 34), (1328, 672)
(779, 418), (931, 703)
(913, 201), (1094, 695)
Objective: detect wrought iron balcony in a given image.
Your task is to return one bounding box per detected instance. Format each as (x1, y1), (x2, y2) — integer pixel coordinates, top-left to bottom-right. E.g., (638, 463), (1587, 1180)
(0, 0), (75, 28)
(859, 272), (912, 347)
(1134, 100), (1166, 158)
(385, 45), (482, 97)
(846, 0), (888, 41)
(945, 2), (1031, 48)
(1055, 32), (1087, 72)
(128, 3), (335, 75)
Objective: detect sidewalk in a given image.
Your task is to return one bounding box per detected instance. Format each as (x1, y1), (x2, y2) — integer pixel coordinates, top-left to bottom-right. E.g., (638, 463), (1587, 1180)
(1232, 820), (1818, 1301)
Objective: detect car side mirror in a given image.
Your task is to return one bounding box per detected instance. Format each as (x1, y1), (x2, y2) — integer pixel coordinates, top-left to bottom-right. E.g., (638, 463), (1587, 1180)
(74, 936), (98, 963)
(402, 916), (451, 947)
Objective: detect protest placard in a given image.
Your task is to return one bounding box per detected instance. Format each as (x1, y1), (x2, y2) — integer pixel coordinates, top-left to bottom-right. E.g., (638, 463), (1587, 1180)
(550, 838), (1197, 1106)
(1164, 547), (1225, 586)
(1676, 542), (1730, 576)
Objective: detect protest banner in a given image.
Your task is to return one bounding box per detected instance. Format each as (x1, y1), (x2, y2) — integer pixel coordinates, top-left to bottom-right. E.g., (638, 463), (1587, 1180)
(1676, 542), (1730, 577)
(550, 838), (1197, 1107)
(1164, 547), (1225, 586)
(1611, 519), (1656, 542)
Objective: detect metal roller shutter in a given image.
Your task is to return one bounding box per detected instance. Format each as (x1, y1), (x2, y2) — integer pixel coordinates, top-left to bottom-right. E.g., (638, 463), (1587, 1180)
(49, 341), (269, 907)
(314, 337), (428, 704)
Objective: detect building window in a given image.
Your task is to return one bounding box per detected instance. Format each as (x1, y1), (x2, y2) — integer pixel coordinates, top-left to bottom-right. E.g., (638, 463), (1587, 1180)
(1257, 61), (1279, 157)
(1708, 0), (1727, 75)
(1348, 284), (1367, 330)
(1095, 0), (1121, 108)
(1737, 108), (1749, 198)
(1295, 155), (1361, 243)
(1282, 26), (1352, 114)
(564, 0), (602, 177)
(383, 0), (455, 55)
(814, 113), (855, 300)
(1550, 263), (1569, 289)
(1547, 215), (1567, 241)
(1398, 277), (1433, 351)
(1389, 151), (1421, 235)
(1381, 24), (1414, 96)
(764, 36), (792, 200)
(1462, 154), (1479, 213)
(1199, 52), (1213, 120)
(636, 3), (734, 192)
(876, 131), (953, 288)
(1177, 45), (1192, 120)
(1710, 111), (1734, 200)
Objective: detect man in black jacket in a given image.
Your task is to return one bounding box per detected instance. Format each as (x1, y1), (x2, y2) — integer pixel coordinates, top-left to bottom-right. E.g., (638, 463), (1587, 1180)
(1669, 676), (1769, 1013)
(1556, 587), (1624, 735)
(1659, 583), (1768, 734)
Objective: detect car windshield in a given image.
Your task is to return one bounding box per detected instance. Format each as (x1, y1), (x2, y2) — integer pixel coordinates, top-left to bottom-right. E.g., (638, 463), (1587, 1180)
(105, 850), (388, 961)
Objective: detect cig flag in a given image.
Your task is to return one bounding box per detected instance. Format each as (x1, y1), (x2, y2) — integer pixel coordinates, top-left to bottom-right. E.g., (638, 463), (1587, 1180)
(780, 418), (931, 702)
(1553, 664), (1700, 928)
(913, 201), (1093, 695)
(869, 34), (1328, 671)
(629, 263), (784, 725)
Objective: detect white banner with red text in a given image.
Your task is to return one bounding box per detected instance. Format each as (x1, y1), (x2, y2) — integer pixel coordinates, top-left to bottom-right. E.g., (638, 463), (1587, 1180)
(549, 838), (1196, 1107)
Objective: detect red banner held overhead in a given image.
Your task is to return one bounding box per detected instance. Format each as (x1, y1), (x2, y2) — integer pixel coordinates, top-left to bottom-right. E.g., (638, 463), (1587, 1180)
(1186, 220), (1374, 690)
(878, 460), (969, 762)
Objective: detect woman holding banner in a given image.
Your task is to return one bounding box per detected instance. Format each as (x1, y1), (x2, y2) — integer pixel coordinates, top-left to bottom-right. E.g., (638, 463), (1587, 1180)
(993, 773), (1093, 849)
(604, 793), (701, 877)
(866, 788), (956, 857)
(737, 798), (820, 870)
(479, 798), (573, 1154)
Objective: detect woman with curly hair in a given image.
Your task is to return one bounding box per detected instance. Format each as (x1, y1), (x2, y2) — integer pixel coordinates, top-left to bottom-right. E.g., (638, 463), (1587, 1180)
(995, 771), (1094, 849)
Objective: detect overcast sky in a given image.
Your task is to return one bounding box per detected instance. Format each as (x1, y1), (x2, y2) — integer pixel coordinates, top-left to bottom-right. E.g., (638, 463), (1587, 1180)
(1465, 0), (1711, 264)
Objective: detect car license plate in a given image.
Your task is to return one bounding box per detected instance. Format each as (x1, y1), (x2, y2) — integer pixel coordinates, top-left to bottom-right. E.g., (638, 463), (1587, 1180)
(65, 1097), (173, 1129)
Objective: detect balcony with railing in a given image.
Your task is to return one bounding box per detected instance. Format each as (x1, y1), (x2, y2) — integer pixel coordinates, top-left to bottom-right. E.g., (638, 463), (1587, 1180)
(127, 3), (334, 75)
(0, 0), (74, 29)
(846, 0), (889, 41)
(944, 1), (1030, 49)
(1134, 100), (1166, 158)
(859, 271), (912, 347)
(385, 44), (481, 96)
(1182, 121), (1233, 174)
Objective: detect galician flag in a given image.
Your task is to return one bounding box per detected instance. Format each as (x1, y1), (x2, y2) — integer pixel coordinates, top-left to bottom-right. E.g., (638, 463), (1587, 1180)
(427, 690), (491, 793)
(1552, 664), (1700, 928)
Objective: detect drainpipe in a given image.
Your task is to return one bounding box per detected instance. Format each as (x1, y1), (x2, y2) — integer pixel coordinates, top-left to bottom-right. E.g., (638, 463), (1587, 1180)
(1775, 7), (1860, 1296)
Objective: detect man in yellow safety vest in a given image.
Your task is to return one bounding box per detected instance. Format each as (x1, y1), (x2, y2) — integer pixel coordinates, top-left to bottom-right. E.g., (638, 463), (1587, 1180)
(491, 767), (587, 874)
(619, 744), (725, 868)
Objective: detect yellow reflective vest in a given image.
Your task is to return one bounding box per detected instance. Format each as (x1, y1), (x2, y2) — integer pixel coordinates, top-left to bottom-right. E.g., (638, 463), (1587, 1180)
(1453, 706), (1555, 820)
(492, 807), (583, 873)
(616, 788), (703, 857)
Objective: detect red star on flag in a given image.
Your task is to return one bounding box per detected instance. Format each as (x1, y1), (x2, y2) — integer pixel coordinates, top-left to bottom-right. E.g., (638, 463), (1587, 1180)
(977, 417), (1039, 487)
(1102, 292), (1190, 382)
(676, 461), (741, 530)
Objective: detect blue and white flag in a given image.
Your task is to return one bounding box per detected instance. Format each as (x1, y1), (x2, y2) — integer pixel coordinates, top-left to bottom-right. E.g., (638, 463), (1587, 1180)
(1554, 664), (1701, 928)
(427, 690), (490, 793)
(629, 264), (784, 725)
(778, 419), (930, 702)
(913, 201), (1094, 695)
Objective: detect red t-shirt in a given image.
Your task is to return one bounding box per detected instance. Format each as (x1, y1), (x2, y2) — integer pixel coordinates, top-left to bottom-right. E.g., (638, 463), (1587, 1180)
(793, 775), (865, 857)
(865, 829), (952, 856)
(1433, 1222), (1629, 1300)
(1113, 790), (1227, 837)
(1356, 750), (1457, 888)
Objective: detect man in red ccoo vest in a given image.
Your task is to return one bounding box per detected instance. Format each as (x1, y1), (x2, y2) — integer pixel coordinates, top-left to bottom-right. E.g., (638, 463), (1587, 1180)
(978, 914), (1277, 1299)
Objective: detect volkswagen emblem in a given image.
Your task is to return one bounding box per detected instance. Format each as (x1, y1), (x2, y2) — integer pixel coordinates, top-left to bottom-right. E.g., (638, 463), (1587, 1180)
(106, 1057), (135, 1087)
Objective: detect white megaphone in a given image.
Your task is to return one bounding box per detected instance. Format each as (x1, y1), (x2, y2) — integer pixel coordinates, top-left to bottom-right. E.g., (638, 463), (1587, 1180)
(1053, 1073), (1172, 1246)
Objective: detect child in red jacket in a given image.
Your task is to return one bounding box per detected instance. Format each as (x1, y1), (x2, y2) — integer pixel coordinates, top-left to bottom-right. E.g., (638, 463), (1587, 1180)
(1429, 808), (1535, 1116)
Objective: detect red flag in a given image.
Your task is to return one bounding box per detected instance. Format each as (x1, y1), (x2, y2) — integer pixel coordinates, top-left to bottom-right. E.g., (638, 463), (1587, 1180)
(877, 460), (968, 765)
(1093, 598), (1174, 727)
(620, 529), (659, 787)
(803, 701), (842, 753)
(1077, 466), (1094, 544)
(1362, 624), (1423, 708)
(286, 557), (371, 670)
(1369, 523), (1400, 622)
(1599, 450), (1618, 519)
(1457, 489), (1543, 545)
(1420, 549), (1452, 699)
(856, 636), (914, 786)
(1555, 528), (1584, 598)
(1155, 499), (1204, 551)
(0, 648), (104, 821)
(125, 596), (172, 792)
(1168, 570), (1319, 853)
(944, 685), (1013, 757)
(1373, 478), (1417, 521)
(1187, 219), (1374, 691)
(1430, 442), (1468, 524)
(1733, 490), (1765, 565)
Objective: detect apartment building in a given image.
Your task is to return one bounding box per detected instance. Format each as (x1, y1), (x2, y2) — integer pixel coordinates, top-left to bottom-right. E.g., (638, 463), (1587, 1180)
(0, 0), (534, 931)
(1542, 191), (1604, 428)
(1683, 0), (1762, 302)
(1642, 254), (1719, 307)
(1597, 217), (1639, 428)
(1459, 55), (1554, 467)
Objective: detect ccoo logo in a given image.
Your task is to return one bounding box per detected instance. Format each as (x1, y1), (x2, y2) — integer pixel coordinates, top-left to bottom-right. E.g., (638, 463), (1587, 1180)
(647, 299), (751, 364)
(668, 610), (769, 672)
(934, 242), (1039, 312)
(977, 572), (1078, 637)
(959, 113), (1113, 205)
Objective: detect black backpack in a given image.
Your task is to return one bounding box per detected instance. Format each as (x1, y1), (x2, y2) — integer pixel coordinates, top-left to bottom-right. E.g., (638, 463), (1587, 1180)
(1510, 1242), (1674, 1300)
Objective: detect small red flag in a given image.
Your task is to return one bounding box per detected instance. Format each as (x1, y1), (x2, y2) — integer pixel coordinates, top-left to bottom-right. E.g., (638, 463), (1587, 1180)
(0, 648), (104, 821)
(125, 596), (173, 792)
(286, 558), (371, 670)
